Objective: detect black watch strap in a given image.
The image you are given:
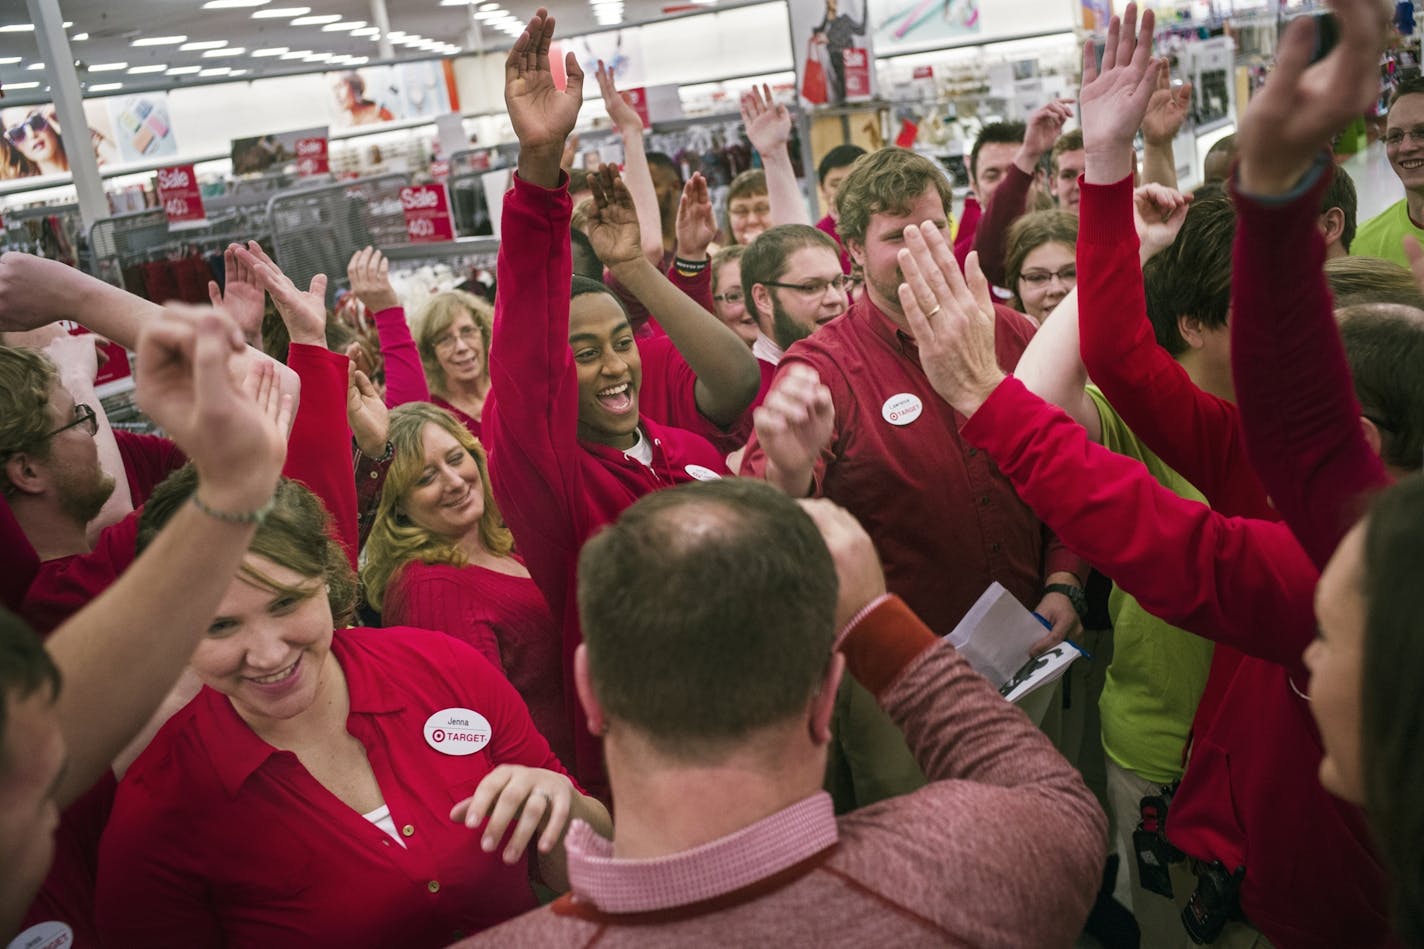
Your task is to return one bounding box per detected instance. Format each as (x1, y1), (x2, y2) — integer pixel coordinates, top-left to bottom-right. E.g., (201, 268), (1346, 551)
(1044, 582), (1087, 621)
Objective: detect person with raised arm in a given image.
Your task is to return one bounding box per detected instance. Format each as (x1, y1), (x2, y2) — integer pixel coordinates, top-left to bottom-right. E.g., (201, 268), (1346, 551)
(483, 9), (729, 795)
(740, 83), (813, 230)
(454, 477), (1106, 947)
(2, 305), (291, 944)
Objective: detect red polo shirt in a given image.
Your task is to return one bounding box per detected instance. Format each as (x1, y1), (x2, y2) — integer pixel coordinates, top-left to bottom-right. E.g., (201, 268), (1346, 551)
(96, 626), (570, 948)
(741, 293), (1083, 635)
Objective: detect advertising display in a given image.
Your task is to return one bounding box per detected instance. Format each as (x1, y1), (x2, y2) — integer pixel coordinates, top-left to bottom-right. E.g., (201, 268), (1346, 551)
(867, 0), (981, 52)
(104, 93), (180, 164)
(788, 0), (878, 107)
(229, 126), (329, 175)
(327, 62), (454, 129)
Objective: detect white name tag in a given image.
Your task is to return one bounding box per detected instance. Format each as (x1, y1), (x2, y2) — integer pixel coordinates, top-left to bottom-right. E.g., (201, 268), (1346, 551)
(423, 707), (492, 756)
(7, 922), (74, 949)
(684, 464), (722, 481)
(882, 393), (924, 426)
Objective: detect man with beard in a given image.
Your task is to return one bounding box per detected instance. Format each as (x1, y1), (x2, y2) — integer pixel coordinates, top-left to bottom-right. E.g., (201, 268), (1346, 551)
(740, 224), (851, 369)
(742, 147), (1086, 648)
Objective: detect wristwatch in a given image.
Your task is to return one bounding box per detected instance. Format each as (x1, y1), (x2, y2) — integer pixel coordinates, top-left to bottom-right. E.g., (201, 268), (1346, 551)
(1044, 582), (1088, 621)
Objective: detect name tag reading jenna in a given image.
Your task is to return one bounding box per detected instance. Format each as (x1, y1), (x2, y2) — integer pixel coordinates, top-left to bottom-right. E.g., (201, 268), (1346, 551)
(423, 708), (492, 756)
(882, 393), (924, 426)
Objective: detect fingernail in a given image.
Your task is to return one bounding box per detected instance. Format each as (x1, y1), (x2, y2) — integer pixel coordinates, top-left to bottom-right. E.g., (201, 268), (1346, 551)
(482, 836), (494, 850)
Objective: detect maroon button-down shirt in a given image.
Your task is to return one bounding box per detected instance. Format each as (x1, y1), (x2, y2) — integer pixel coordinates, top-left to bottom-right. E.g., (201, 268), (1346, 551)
(741, 293), (1082, 635)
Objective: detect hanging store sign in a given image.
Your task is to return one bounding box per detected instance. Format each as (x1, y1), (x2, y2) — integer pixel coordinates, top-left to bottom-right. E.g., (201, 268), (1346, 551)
(155, 164), (207, 229)
(400, 184), (455, 243)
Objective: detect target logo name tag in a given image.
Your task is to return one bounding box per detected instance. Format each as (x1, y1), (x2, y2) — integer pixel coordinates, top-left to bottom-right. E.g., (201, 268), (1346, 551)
(424, 708), (492, 756)
(684, 464), (722, 481)
(882, 393), (924, 426)
(7, 921), (74, 949)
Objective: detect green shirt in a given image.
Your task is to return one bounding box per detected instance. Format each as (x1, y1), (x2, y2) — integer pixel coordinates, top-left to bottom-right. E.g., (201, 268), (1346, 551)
(1351, 198), (1424, 267)
(1086, 386), (1215, 785)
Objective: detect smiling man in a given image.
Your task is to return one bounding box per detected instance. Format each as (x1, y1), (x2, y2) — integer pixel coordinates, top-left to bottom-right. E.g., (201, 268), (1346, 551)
(1350, 76), (1424, 265)
(740, 224), (851, 365)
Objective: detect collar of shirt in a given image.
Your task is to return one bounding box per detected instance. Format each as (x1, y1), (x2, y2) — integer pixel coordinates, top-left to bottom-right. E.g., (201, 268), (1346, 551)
(563, 790), (838, 913)
(752, 332), (784, 365)
(855, 292), (919, 359)
(195, 631), (407, 798)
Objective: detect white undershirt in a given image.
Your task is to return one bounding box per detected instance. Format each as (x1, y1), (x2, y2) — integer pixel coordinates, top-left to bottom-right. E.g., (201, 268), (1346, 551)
(752, 331), (784, 366)
(364, 803), (407, 847)
(623, 428), (653, 468)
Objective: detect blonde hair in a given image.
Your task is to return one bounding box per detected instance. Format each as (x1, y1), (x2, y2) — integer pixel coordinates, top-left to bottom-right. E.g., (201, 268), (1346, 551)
(360, 403), (513, 611)
(411, 290), (492, 396)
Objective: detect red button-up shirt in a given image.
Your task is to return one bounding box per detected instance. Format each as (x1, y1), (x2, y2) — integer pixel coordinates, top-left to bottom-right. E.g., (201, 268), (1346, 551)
(741, 294), (1082, 635)
(96, 626), (570, 948)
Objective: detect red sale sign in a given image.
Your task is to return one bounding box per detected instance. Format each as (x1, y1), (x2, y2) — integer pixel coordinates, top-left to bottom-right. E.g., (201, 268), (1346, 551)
(842, 48), (872, 100)
(400, 184), (455, 243)
(155, 164), (206, 227)
(296, 136), (329, 176)
(622, 86), (651, 129)
(912, 65), (934, 80)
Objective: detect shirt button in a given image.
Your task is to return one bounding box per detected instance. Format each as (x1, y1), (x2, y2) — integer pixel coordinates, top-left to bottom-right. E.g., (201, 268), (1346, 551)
(369, 470), (379, 479)
(402, 824), (415, 837)
(428, 880), (441, 894)
(990, 543), (1001, 553)
(967, 447), (978, 456)
(979, 495), (991, 505)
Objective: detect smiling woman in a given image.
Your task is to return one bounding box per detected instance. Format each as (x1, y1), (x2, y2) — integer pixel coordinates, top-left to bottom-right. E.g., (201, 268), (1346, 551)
(94, 466), (609, 948)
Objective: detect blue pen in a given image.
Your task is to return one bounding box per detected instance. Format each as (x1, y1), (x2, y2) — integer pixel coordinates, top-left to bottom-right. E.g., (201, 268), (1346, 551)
(1031, 611), (1094, 660)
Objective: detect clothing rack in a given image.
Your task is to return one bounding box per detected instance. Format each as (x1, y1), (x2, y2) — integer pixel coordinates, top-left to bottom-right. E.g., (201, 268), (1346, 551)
(378, 236), (500, 307)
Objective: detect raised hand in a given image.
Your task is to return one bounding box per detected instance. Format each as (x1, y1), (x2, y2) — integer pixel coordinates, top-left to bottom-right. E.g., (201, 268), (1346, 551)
(596, 59), (644, 135)
(1140, 68), (1193, 147)
(798, 498), (887, 636)
(135, 304), (292, 513)
(346, 247), (400, 314)
(897, 229), (1004, 417)
(347, 362), (389, 457)
(674, 173), (718, 260)
(506, 8), (584, 188)
(1132, 183), (1192, 263)
(234, 241), (328, 348)
(208, 243), (267, 348)
(586, 165), (645, 270)
(1237, 0), (1388, 196)
(1020, 98), (1075, 165)
(754, 363), (834, 498)
(1079, 2), (1161, 184)
(451, 765), (577, 864)
(741, 83), (794, 158)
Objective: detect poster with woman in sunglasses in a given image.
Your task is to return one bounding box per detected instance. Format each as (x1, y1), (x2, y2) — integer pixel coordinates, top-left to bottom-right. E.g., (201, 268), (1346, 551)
(0, 104), (117, 179)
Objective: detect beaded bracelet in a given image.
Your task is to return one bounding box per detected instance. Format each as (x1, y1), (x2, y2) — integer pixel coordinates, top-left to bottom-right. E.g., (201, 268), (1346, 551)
(189, 491), (277, 525)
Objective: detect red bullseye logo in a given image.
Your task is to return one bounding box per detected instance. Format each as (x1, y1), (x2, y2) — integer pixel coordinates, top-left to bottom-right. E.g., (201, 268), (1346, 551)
(431, 729), (446, 742)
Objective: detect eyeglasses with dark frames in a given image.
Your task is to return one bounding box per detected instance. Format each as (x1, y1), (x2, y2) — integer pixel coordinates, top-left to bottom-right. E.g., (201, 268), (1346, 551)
(761, 274), (851, 297)
(47, 403), (99, 440)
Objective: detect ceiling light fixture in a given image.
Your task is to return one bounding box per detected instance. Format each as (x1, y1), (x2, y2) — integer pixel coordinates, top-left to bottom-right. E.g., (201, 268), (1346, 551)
(128, 64), (169, 73)
(166, 65), (203, 75)
(87, 82), (123, 92)
(0, 56), (20, 64)
(279, 49), (314, 59)
(252, 6), (310, 17)
(87, 62), (129, 71)
(4, 80), (39, 89)
(0, 24), (36, 33)
(291, 14), (342, 25)
(322, 20), (366, 31)
(201, 0), (271, 8)
(179, 40), (228, 50)
(132, 35), (187, 46)
(350, 26), (379, 35)
(252, 47), (289, 56)
(203, 47), (247, 57)
(198, 66), (234, 76)
(26, 62), (44, 71)
(71, 32), (89, 41)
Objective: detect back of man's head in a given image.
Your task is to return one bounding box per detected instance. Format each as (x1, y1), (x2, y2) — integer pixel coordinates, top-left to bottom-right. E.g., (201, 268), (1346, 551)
(1202, 134), (1238, 184)
(835, 147), (953, 250)
(577, 479), (837, 760)
(0, 608), (60, 751)
(1338, 305), (1424, 471)
(740, 224), (840, 304)
(0, 347), (58, 495)
(1323, 164), (1358, 253)
(969, 121), (1025, 185)
(570, 228), (602, 281)
(1143, 191), (1235, 355)
(1388, 75), (1424, 116)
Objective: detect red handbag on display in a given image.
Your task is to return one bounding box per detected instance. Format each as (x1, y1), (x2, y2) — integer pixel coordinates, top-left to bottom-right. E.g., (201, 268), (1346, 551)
(801, 38), (828, 105)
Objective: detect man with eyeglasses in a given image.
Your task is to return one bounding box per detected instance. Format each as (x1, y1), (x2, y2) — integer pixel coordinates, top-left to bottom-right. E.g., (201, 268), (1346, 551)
(1350, 75), (1424, 266)
(740, 224), (851, 367)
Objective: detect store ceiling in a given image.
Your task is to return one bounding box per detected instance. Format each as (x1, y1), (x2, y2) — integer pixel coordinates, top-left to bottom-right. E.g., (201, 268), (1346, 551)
(0, 0), (690, 104)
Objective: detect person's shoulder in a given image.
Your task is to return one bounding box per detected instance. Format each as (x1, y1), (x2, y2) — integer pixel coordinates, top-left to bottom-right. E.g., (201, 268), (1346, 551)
(120, 696), (221, 803)
(1357, 198), (1413, 240)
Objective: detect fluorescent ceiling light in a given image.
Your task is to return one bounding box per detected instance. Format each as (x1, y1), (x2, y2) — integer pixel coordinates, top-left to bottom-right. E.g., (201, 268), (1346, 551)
(5, 80), (39, 89)
(252, 6), (309, 17)
(71, 32), (89, 41)
(128, 64), (169, 74)
(229, 69), (249, 76)
(198, 66), (233, 76)
(350, 26), (379, 35)
(474, 10), (504, 20)
(0, 56), (19, 64)
(26, 62), (44, 70)
(63, 21), (72, 27)
(303, 53), (334, 61)
(252, 47), (288, 56)
(386, 30), (407, 39)
(279, 49), (314, 59)
(201, 0), (270, 8)
(344, 55), (369, 64)
(87, 82), (123, 92)
(202, 47), (247, 57)
(132, 35), (186, 46)
(166, 65), (202, 74)
(180, 40), (228, 50)
(0, 24), (36, 32)
(291, 14), (342, 25)
(88, 62), (129, 71)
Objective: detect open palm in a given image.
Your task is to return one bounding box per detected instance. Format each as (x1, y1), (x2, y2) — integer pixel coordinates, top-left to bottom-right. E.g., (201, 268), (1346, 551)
(505, 10), (583, 154)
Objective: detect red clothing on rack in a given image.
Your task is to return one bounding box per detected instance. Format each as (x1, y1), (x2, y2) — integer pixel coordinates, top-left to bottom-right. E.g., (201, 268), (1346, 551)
(484, 172), (728, 796)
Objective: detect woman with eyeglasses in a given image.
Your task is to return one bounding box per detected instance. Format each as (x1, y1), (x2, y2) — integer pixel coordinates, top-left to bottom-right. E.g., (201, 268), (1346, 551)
(1003, 210), (1078, 324)
(711, 245), (757, 347)
(0, 107), (69, 178)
